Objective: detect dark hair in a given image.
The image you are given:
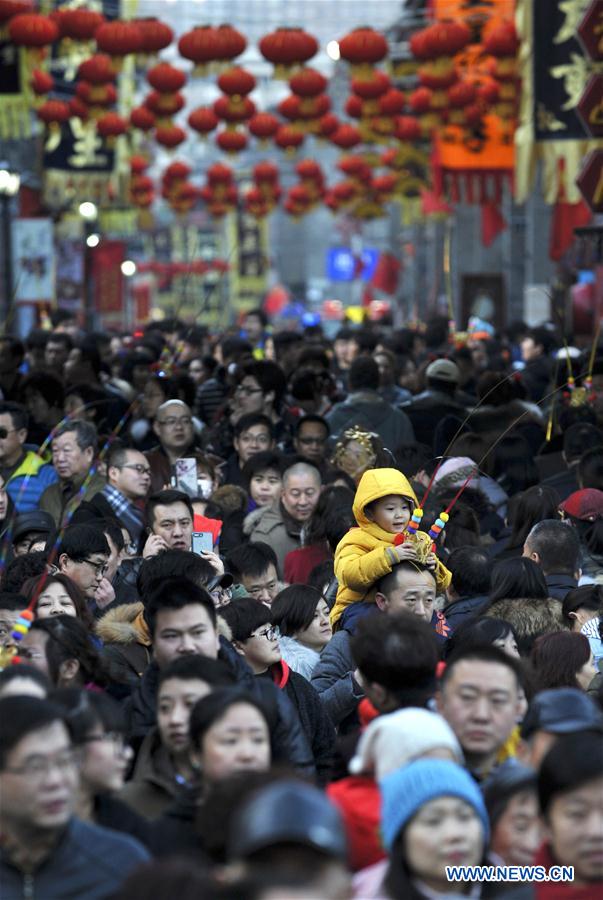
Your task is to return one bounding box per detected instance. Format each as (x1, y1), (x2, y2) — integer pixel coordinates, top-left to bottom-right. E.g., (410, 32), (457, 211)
(22, 372), (64, 411)
(505, 485), (561, 551)
(233, 412), (274, 440)
(562, 584), (603, 629)
(0, 401), (28, 432)
(105, 441), (131, 471)
(146, 490), (194, 530)
(157, 655), (235, 693)
(448, 547), (491, 597)
(350, 612), (439, 706)
(425, 500), (480, 551)
(189, 687), (271, 750)
(303, 486), (354, 548)
(92, 517), (125, 553)
(375, 561), (436, 597)
(493, 434), (539, 496)
(294, 414), (330, 438)
(538, 731), (603, 817)
(308, 560), (335, 594)
(236, 360), (287, 410)
(21, 573), (93, 630)
(58, 524), (109, 562)
(526, 326), (556, 355)
(578, 446), (603, 491)
(220, 336), (253, 364)
(244, 307), (268, 328)
(2, 552), (48, 594)
(531, 631), (592, 692)
(0, 590), (28, 611)
(109, 860), (217, 900)
(394, 443), (433, 481)
(47, 332), (73, 351)
(29, 615), (108, 687)
(226, 542), (278, 581)
(444, 618), (518, 660)
(271, 585), (324, 636)
(52, 417), (98, 454)
(219, 596), (271, 642)
(137, 550), (217, 601)
(0, 336), (25, 360)
(0, 663), (50, 696)
(0, 696), (65, 770)
(489, 557), (549, 603)
(52, 687), (127, 743)
(322, 468), (356, 492)
(348, 356), (380, 392)
(144, 577), (216, 638)
(476, 371), (516, 406)
(525, 519), (581, 575)
(64, 385), (109, 425)
(440, 644), (523, 690)
(566, 512), (603, 557)
(241, 451), (285, 487)
(563, 423), (603, 464)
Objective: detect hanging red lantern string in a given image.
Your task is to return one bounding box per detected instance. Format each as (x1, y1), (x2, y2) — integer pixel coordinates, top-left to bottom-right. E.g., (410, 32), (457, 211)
(155, 124), (186, 151)
(408, 86), (440, 135)
(289, 66), (327, 115)
(275, 124), (305, 153)
(134, 17), (173, 60)
(330, 123), (362, 150)
(96, 111), (127, 147)
(338, 26), (388, 78)
(318, 112), (339, 140)
(248, 112), (280, 144)
(338, 154), (372, 186)
(130, 105), (155, 133)
(214, 94), (255, 130)
(253, 161), (280, 202)
(216, 129), (248, 155)
(483, 19), (520, 131)
(145, 90), (185, 125)
(54, 7), (104, 53)
(68, 96), (89, 122)
(78, 53), (115, 89)
(8, 12), (59, 66)
(147, 61), (186, 94)
(213, 24), (247, 68)
(95, 19), (143, 71)
(76, 80), (117, 119)
(259, 27), (318, 79)
(296, 159), (324, 199)
(130, 155), (150, 175)
(36, 98), (69, 133)
(217, 65), (256, 118)
(0, 0), (33, 35)
(178, 25), (216, 76)
(447, 80), (478, 125)
(245, 187), (271, 220)
(30, 68), (53, 102)
(188, 106), (218, 139)
(351, 70), (391, 115)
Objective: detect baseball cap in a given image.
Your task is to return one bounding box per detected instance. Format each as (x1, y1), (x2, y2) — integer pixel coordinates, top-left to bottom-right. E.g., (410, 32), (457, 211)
(12, 512), (56, 544)
(426, 358), (460, 384)
(559, 489), (603, 521)
(520, 688), (603, 740)
(228, 781), (347, 861)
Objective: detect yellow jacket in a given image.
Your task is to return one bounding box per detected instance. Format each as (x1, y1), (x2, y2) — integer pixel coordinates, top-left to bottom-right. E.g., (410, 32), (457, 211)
(332, 467), (451, 626)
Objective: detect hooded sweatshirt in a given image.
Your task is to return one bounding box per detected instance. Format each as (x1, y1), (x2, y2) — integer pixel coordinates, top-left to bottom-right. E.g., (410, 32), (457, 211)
(332, 468), (451, 626)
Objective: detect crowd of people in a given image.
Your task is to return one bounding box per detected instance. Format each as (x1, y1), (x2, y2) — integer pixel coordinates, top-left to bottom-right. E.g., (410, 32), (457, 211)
(0, 308), (602, 899)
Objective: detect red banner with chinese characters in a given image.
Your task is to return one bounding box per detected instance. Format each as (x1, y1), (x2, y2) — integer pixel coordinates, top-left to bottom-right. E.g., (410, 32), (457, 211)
(92, 241), (124, 314)
(133, 280), (151, 324)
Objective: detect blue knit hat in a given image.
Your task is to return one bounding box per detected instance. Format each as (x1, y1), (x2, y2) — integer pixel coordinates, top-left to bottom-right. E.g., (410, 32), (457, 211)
(380, 759), (490, 852)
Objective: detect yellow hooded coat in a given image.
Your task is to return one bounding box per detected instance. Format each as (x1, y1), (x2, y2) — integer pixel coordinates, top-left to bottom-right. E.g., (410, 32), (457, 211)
(331, 468), (451, 626)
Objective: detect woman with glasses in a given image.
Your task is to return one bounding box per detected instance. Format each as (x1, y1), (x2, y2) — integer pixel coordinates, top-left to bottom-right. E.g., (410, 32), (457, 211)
(52, 688), (152, 848)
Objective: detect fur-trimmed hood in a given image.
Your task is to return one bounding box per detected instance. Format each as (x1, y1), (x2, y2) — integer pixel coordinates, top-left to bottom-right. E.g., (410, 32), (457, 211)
(485, 597), (566, 654)
(96, 602), (148, 646)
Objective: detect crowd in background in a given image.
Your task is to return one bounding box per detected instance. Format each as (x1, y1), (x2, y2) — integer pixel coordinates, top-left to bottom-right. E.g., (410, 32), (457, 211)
(0, 307), (602, 900)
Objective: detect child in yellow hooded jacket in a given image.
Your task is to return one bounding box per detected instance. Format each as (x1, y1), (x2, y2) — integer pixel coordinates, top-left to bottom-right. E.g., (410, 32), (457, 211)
(332, 467), (452, 627)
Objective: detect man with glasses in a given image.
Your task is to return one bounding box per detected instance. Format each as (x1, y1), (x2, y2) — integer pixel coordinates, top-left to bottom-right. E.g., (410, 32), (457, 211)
(0, 696), (149, 898)
(226, 542), (281, 607)
(40, 419), (105, 527)
(80, 443), (150, 548)
(0, 401), (57, 513)
(221, 413), (275, 488)
(145, 400), (204, 494)
(57, 524), (111, 603)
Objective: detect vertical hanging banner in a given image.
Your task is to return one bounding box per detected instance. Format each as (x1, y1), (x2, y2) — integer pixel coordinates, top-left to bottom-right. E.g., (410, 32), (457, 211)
(12, 219), (55, 302)
(516, 0), (599, 203)
(92, 240), (124, 314)
(0, 38), (30, 139)
(227, 202), (269, 314)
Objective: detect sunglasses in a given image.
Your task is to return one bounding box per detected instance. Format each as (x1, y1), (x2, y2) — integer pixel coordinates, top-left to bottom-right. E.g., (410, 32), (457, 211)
(0, 427), (18, 439)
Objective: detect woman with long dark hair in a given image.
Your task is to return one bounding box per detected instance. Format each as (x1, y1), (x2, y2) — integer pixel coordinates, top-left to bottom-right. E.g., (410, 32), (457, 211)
(495, 485), (560, 561)
(531, 631), (597, 692)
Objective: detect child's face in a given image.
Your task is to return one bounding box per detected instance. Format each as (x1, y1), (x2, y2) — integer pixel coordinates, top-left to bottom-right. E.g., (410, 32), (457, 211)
(249, 468), (282, 507)
(366, 494), (413, 533)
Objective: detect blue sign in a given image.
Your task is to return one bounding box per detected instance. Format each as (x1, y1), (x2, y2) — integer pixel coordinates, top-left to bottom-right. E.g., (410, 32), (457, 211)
(326, 247), (379, 282)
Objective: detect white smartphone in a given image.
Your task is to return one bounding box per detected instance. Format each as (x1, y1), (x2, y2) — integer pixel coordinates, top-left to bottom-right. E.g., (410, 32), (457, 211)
(192, 531), (213, 554)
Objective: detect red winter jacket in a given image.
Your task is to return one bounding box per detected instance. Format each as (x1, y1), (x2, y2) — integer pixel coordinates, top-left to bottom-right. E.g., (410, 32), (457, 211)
(327, 775), (384, 872)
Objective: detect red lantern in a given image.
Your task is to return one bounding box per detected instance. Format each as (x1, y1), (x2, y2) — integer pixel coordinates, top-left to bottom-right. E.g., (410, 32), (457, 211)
(253, 161), (279, 185)
(259, 27), (318, 79)
(395, 116), (421, 142)
(30, 68), (53, 96)
(130, 105), (155, 132)
(331, 123), (362, 149)
(95, 19), (143, 62)
(290, 67), (327, 99)
(275, 125), (304, 152)
(147, 62), (186, 93)
(278, 95), (302, 122)
(332, 181), (357, 203)
(56, 8), (104, 42)
(214, 94), (255, 124)
(68, 97), (89, 121)
(76, 80), (116, 108)
(130, 174), (154, 197)
(214, 24), (247, 64)
(249, 112), (279, 141)
(378, 88), (406, 116)
(463, 104), (483, 127)
(418, 65), (458, 91)
(288, 184), (312, 205)
(410, 21), (470, 60)
(477, 80), (501, 106)
(145, 90), (185, 117)
(130, 155), (150, 174)
(134, 17), (173, 55)
(296, 159), (323, 181)
(0, 1), (33, 27)
(408, 87), (433, 113)
(483, 19), (519, 57)
(207, 163), (233, 186)
(155, 124), (186, 149)
(36, 99), (69, 131)
(339, 27), (388, 76)
(178, 26), (216, 75)
(351, 71), (390, 99)
(218, 65), (256, 96)
(345, 95), (363, 119)
(163, 161), (191, 183)
(373, 173), (397, 198)
(78, 54), (115, 84)
(9, 12), (58, 62)
(216, 129), (247, 154)
(318, 113), (339, 137)
(448, 80), (477, 109)
(188, 106), (218, 137)
(338, 155), (371, 183)
(96, 111), (127, 146)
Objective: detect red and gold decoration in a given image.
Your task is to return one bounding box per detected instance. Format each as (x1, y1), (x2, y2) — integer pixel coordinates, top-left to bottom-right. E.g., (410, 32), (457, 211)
(259, 27), (318, 79)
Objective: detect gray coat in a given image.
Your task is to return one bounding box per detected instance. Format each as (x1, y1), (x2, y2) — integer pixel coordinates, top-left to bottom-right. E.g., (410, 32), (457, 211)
(311, 630), (363, 726)
(325, 390), (414, 456)
(248, 502), (302, 572)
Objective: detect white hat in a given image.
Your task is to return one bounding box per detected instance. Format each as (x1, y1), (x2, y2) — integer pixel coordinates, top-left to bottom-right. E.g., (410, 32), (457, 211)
(349, 707), (463, 780)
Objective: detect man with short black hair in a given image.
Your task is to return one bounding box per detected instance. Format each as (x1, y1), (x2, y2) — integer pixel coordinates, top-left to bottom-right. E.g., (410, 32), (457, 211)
(293, 415), (330, 466)
(0, 696), (149, 897)
(0, 401), (57, 513)
(221, 413), (275, 488)
(85, 444), (150, 546)
(57, 523), (110, 602)
(437, 645), (524, 780)
(326, 356), (414, 455)
(226, 542), (280, 606)
(444, 547), (491, 629)
(523, 519), (581, 600)
(44, 332), (72, 374)
(40, 419), (104, 526)
(145, 399), (203, 494)
(144, 489), (194, 555)
(520, 326), (555, 402)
